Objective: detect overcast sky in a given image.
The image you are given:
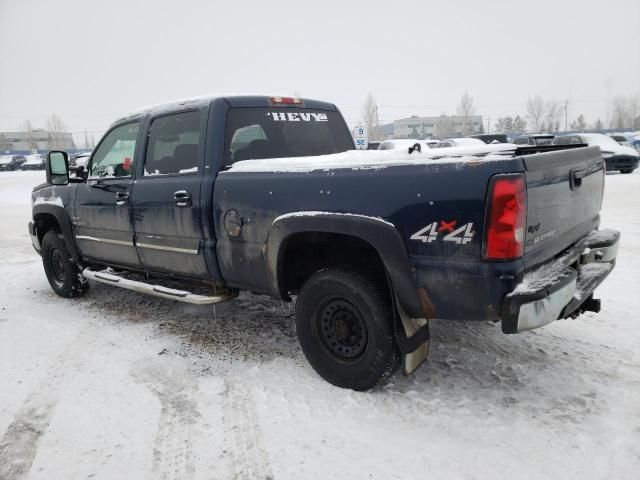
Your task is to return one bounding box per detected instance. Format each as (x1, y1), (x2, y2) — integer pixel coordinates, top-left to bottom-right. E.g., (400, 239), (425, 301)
(1, 0), (639, 139)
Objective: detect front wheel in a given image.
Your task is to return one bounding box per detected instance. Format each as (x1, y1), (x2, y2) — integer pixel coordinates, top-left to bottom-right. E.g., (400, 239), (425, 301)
(295, 268), (400, 390)
(620, 169), (633, 174)
(41, 231), (90, 298)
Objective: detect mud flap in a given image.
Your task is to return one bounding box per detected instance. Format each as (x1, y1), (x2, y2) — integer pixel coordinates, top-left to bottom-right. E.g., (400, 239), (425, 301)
(394, 298), (430, 375)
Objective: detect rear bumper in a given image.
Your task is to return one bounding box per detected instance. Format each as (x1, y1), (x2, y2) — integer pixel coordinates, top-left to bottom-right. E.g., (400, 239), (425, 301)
(502, 228), (619, 333)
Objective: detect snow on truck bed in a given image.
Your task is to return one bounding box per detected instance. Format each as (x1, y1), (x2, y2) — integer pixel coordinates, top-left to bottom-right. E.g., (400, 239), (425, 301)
(228, 143), (518, 173)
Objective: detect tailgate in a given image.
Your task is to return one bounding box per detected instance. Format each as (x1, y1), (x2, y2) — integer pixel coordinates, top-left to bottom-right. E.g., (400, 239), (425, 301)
(522, 146), (604, 270)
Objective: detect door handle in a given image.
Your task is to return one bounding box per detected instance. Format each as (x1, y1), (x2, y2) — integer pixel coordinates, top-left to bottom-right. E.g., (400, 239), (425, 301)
(173, 190), (192, 207)
(115, 191), (129, 206)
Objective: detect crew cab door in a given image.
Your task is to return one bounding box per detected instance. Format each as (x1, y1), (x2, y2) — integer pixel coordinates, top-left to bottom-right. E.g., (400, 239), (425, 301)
(130, 110), (209, 278)
(73, 122), (141, 267)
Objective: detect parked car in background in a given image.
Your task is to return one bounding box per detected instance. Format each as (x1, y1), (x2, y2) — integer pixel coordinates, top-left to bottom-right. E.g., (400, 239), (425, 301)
(0, 155), (27, 171)
(424, 139), (440, 148)
(366, 141), (381, 150)
(433, 137), (486, 148)
(377, 139), (428, 152)
(554, 133), (639, 174)
(20, 154), (46, 170)
(470, 134), (509, 144)
(607, 133), (631, 147)
(512, 134), (555, 146)
(72, 153), (91, 168)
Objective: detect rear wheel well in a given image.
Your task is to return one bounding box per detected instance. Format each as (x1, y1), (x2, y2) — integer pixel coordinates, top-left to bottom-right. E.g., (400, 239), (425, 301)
(278, 232), (389, 296)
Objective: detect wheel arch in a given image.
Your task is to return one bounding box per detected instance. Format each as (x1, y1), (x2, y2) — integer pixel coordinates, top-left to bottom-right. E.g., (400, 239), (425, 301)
(266, 212), (425, 319)
(32, 205), (80, 262)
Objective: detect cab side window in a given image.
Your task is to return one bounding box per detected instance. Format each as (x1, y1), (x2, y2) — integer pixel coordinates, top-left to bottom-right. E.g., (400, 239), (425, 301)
(89, 123), (139, 178)
(144, 111), (201, 176)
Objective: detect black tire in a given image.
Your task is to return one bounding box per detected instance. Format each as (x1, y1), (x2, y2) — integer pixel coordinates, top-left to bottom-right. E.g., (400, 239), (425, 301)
(41, 231), (90, 298)
(295, 268), (400, 390)
(620, 169), (633, 174)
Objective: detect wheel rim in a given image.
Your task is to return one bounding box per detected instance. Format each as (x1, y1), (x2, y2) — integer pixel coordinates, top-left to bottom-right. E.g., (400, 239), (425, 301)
(317, 298), (368, 360)
(50, 248), (66, 284)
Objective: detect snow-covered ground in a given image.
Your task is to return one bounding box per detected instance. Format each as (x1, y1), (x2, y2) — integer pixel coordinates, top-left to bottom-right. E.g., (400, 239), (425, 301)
(0, 169), (638, 480)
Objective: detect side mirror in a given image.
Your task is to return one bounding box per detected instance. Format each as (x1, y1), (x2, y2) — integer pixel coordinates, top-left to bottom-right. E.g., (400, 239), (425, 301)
(47, 151), (69, 185)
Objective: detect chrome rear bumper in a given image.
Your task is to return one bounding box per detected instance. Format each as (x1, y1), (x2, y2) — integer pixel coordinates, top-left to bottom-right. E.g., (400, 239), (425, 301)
(502, 228), (619, 333)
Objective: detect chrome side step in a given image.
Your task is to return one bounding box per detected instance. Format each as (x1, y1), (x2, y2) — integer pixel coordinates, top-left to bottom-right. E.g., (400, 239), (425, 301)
(82, 268), (238, 305)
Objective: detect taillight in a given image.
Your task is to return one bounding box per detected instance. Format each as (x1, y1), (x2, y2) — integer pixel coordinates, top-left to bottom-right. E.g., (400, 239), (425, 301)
(270, 96), (301, 104)
(483, 173), (527, 260)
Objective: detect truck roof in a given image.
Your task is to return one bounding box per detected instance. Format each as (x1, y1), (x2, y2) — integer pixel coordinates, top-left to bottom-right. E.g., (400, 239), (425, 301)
(113, 94), (339, 126)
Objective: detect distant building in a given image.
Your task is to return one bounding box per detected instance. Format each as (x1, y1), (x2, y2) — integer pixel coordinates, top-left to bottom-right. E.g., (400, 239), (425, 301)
(394, 115), (483, 139)
(0, 129), (75, 152)
(376, 123), (395, 140)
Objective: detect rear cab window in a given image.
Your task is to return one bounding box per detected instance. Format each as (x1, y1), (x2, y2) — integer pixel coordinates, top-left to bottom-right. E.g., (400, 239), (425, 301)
(223, 108), (353, 166)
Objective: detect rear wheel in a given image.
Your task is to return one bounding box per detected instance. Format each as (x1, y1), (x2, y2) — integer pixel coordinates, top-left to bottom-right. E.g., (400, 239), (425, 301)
(41, 231), (90, 298)
(295, 268), (400, 390)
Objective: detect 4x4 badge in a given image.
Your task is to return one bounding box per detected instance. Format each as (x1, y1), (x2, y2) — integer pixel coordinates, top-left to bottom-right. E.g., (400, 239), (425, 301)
(411, 221), (475, 244)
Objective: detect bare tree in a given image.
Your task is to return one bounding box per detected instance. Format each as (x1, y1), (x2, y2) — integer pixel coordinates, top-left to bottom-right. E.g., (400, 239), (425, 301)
(545, 100), (563, 132)
(594, 118), (603, 130)
(361, 93), (380, 141)
(513, 115), (527, 132)
(627, 94), (640, 129)
(526, 95), (545, 132)
(494, 115), (527, 134)
(494, 116), (514, 134)
(610, 96), (630, 129)
(0, 133), (10, 151)
(569, 114), (587, 131)
(46, 114), (68, 149)
(456, 91), (476, 135)
(20, 120), (39, 150)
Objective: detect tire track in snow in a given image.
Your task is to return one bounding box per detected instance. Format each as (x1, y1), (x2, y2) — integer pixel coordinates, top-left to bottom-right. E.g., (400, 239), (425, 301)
(131, 359), (200, 480)
(0, 401), (56, 480)
(222, 380), (273, 480)
(0, 323), (99, 480)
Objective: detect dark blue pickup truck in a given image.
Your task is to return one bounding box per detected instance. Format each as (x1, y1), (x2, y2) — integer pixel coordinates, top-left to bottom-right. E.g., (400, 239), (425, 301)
(29, 95), (620, 390)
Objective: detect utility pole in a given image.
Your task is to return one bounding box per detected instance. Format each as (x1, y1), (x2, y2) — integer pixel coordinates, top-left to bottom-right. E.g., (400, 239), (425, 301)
(486, 117), (490, 134)
(564, 100), (568, 131)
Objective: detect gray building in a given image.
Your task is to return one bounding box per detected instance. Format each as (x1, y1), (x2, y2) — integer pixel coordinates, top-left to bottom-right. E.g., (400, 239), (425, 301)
(394, 115), (483, 139)
(0, 130), (75, 152)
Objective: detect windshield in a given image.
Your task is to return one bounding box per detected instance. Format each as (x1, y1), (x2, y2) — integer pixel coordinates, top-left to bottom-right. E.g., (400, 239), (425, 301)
(224, 107), (353, 166)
